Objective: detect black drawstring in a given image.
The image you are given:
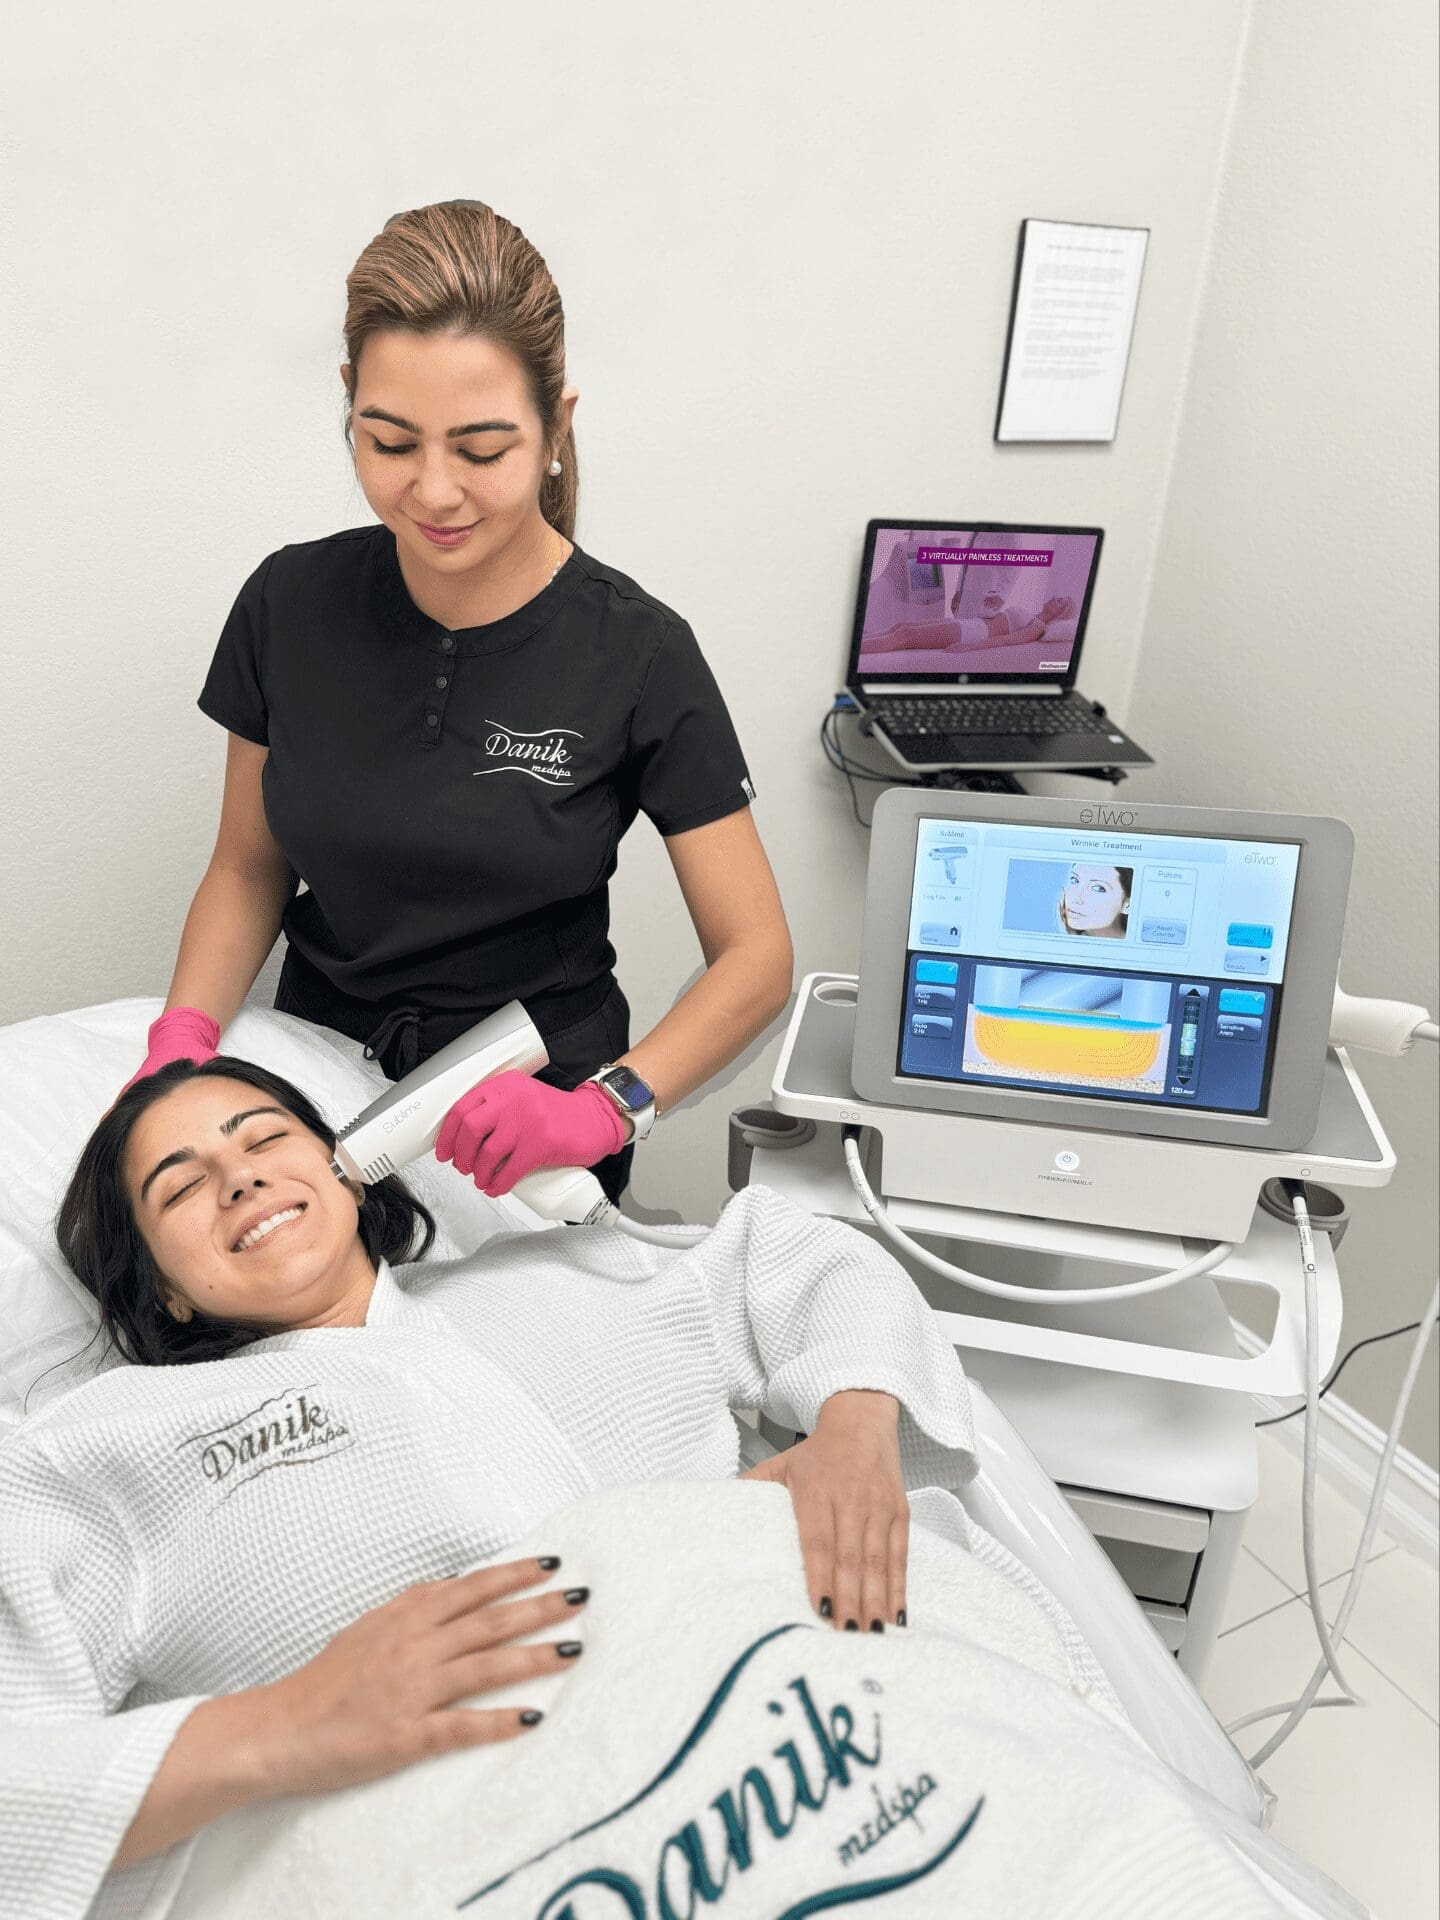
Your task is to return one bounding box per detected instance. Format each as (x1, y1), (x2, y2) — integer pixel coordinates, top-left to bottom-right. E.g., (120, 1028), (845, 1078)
(363, 1005), (424, 1079)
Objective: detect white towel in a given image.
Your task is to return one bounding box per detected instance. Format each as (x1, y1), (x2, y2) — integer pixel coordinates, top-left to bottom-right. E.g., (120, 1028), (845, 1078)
(150, 1482), (1330, 1920)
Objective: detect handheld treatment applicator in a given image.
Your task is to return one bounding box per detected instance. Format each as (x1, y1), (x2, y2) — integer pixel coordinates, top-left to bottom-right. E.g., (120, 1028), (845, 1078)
(330, 1002), (547, 1185)
(329, 1002), (706, 1245)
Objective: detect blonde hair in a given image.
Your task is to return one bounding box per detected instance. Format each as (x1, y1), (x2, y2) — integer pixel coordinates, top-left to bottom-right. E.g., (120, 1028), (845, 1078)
(343, 201), (577, 538)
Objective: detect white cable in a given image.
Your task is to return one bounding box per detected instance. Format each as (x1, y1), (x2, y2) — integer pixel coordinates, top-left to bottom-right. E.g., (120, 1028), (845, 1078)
(600, 1207), (708, 1249)
(1290, 1191), (1355, 1698)
(1238, 1277), (1439, 1769)
(841, 1129), (1233, 1305)
(1329, 987), (1436, 1054)
(512, 1169), (708, 1245)
(1223, 1696), (1356, 1735)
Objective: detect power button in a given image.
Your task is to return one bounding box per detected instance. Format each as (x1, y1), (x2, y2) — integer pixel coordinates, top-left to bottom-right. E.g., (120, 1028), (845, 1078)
(1054, 1150), (1081, 1173)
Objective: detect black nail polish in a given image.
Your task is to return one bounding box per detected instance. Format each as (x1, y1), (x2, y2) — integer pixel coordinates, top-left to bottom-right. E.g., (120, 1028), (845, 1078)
(869, 1619), (884, 1634)
(537, 1556), (561, 1572)
(818, 1596), (832, 1619)
(896, 1608), (908, 1628)
(519, 1709), (544, 1726)
(844, 1619), (859, 1632)
(556, 1640), (584, 1658)
(563, 1587), (590, 1606)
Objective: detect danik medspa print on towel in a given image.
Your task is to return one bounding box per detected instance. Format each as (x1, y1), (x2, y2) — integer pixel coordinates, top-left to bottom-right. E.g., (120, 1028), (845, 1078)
(456, 1622), (984, 1918)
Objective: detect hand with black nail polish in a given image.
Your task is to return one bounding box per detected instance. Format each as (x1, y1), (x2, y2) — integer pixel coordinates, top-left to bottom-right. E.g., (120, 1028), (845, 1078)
(255, 1555), (587, 1802)
(741, 1389), (909, 1632)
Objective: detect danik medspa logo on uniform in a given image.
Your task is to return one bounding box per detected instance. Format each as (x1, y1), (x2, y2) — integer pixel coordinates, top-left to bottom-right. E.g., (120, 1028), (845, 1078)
(476, 718), (583, 787)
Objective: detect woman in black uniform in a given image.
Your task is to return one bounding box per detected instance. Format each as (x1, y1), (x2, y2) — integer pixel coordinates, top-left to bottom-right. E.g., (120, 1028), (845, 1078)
(124, 202), (792, 1203)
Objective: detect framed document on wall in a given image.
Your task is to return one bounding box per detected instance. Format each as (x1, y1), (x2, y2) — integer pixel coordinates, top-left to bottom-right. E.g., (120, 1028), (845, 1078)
(995, 219), (1149, 443)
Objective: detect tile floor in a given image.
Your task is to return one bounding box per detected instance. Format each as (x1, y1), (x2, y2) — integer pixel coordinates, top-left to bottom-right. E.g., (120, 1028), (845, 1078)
(1199, 1430), (1438, 1919)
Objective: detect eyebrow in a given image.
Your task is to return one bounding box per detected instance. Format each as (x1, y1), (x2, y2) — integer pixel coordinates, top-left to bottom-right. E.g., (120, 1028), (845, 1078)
(357, 407), (519, 438)
(138, 1107), (292, 1203)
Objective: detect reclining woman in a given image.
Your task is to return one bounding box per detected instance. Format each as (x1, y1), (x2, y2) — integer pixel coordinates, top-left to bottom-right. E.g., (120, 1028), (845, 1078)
(0, 1055), (976, 1910)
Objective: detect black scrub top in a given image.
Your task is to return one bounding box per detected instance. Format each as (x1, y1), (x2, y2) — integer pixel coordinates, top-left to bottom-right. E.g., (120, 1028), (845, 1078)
(198, 525), (754, 1017)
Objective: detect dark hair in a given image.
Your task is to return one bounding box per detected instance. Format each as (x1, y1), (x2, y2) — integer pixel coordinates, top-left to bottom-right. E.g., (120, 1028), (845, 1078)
(342, 200), (578, 539)
(54, 1056), (435, 1369)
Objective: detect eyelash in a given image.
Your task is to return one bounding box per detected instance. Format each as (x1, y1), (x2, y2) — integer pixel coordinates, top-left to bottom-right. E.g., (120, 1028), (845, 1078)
(164, 1132), (286, 1207)
(372, 441), (508, 467)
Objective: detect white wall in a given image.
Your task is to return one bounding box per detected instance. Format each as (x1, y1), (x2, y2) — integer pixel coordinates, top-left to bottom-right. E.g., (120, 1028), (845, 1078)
(6, 2), (1432, 1455)
(2, 0), (1248, 1173)
(1125, 0), (1440, 1465)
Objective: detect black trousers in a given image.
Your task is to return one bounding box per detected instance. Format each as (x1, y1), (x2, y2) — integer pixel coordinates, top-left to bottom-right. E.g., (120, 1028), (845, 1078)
(274, 947), (635, 1203)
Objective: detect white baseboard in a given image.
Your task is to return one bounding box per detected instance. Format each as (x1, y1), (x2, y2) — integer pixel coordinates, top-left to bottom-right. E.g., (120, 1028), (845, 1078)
(1233, 1321), (1439, 1568)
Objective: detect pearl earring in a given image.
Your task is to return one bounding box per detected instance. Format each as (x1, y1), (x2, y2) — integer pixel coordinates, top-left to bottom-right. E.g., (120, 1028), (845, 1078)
(548, 459), (562, 476)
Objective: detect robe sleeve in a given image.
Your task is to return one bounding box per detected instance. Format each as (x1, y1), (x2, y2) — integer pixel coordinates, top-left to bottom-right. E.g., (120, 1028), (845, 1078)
(688, 1183), (978, 1489)
(0, 1434), (205, 1920)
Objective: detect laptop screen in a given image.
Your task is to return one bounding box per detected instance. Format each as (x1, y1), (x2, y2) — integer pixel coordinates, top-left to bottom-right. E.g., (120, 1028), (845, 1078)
(848, 522), (1103, 687)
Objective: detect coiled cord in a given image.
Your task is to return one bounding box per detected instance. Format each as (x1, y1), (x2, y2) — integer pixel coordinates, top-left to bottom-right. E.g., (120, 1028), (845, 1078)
(841, 1126), (1233, 1305)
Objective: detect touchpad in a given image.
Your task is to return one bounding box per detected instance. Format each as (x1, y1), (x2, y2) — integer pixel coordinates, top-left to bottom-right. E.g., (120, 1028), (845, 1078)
(958, 734), (1033, 758)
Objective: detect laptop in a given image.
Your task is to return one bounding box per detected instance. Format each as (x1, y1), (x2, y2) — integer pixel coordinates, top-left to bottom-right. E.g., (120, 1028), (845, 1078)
(845, 520), (1152, 773)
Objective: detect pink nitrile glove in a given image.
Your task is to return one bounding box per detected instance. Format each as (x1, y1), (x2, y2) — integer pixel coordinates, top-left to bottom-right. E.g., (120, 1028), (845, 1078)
(121, 1007), (222, 1096)
(434, 1072), (629, 1198)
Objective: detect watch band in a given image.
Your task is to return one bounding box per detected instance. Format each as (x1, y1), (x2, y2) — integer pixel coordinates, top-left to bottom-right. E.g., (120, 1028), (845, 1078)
(587, 1064), (658, 1142)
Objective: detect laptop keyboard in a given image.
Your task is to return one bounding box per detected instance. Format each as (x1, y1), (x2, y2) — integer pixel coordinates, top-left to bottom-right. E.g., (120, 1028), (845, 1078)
(869, 695), (1114, 739)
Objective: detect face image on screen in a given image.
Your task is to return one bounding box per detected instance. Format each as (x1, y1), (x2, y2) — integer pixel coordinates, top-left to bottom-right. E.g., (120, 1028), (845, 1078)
(857, 528), (1099, 678)
(899, 819), (1302, 1116)
(1002, 858), (1134, 939)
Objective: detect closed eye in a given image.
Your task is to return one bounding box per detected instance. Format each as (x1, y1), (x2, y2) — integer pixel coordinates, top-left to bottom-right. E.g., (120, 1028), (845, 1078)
(161, 1132), (287, 1208)
(370, 439), (510, 467)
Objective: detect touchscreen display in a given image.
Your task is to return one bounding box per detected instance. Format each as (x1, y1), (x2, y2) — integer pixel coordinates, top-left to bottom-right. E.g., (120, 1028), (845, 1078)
(899, 818), (1302, 1115)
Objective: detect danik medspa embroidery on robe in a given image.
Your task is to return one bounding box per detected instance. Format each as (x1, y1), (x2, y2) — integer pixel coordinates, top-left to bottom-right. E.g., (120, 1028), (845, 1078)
(475, 719), (584, 786)
(180, 1383), (354, 1501)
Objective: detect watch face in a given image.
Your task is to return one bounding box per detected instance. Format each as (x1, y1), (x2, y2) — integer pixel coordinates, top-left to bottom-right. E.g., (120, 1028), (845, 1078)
(603, 1066), (653, 1111)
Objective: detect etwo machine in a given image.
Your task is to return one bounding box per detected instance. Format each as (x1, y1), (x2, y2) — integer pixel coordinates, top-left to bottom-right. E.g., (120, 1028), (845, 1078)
(320, 788), (1436, 1767)
(738, 789), (1437, 1767)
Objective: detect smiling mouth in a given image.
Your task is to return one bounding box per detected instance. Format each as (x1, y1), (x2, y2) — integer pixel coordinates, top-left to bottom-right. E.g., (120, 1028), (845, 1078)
(414, 518), (481, 539)
(232, 1204), (307, 1255)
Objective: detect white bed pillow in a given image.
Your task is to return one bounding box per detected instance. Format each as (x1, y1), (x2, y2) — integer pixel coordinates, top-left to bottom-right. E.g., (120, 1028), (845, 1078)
(0, 998), (532, 1428)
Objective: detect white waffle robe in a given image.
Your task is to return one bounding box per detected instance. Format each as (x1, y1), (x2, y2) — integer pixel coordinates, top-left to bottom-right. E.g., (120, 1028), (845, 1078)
(0, 1185), (977, 1919)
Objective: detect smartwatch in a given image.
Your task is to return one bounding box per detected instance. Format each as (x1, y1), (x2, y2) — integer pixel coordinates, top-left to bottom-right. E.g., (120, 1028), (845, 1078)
(586, 1064), (658, 1141)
